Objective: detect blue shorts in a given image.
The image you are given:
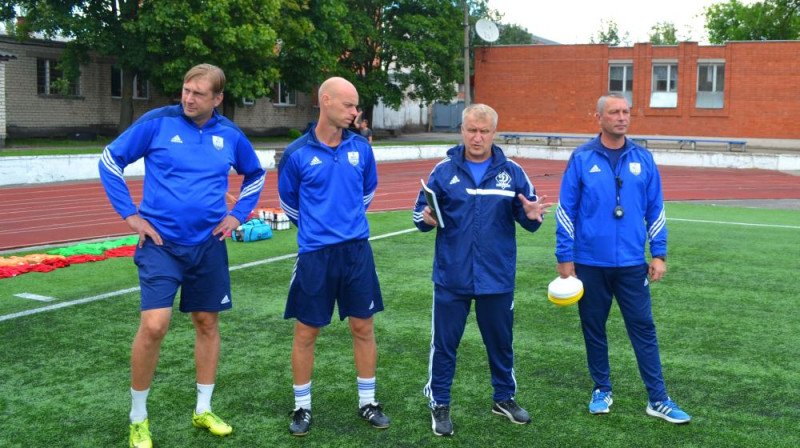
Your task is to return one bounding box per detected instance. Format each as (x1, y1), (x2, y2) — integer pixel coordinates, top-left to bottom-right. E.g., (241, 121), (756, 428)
(284, 239), (383, 327)
(133, 235), (232, 313)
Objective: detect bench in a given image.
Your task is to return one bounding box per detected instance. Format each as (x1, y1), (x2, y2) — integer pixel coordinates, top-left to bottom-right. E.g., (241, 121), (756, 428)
(499, 133), (592, 146)
(630, 137), (747, 152)
(500, 133), (747, 152)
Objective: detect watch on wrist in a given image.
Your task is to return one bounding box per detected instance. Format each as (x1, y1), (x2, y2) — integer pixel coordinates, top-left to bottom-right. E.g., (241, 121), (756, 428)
(653, 255), (666, 261)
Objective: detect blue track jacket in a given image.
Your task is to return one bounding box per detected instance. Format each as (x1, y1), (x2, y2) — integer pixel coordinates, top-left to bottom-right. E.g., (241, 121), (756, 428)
(278, 123), (377, 253)
(413, 144), (542, 295)
(555, 135), (667, 267)
(98, 105), (265, 245)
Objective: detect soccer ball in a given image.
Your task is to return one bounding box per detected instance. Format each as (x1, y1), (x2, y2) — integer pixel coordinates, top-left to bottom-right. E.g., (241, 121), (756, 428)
(547, 276), (584, 306)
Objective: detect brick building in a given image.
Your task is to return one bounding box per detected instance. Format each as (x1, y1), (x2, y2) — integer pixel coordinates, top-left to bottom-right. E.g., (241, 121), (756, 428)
(473, 41), (800, 139)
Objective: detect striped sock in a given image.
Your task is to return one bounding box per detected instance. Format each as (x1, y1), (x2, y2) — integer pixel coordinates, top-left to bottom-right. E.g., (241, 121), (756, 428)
(357, 377), (376, 408)
(294, 381), (311, 410)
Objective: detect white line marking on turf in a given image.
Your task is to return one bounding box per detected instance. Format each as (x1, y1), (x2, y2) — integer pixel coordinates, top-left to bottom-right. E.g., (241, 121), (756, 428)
(0, 228), (420, 322)
(14, 293), (57, 302)
(668, 218), (800, 230)
(1, 287), (141, 322)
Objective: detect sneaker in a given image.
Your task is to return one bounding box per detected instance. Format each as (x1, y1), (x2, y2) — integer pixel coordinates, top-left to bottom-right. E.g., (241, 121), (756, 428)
(589, 389), (613, 414)
(647, 398), (691, 424)
(129, 419), (152, 448)
(492, 398), (531, 424)
(192, 410), (233, 436)
(289, 408), (312, 436)
(430, 404), (454, 436)
(358, 402), (390, 429)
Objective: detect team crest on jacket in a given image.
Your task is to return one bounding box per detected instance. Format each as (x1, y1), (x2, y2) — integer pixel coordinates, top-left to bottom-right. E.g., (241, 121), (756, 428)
(629, 162), (641, 176)
(495, 171), (512, 189)
(348, 151), (359, 166)
(212, 136), (224, 150)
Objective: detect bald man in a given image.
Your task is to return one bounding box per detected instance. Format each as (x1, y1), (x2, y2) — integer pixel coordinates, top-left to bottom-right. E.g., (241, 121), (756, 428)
(277, 77), (389, 436)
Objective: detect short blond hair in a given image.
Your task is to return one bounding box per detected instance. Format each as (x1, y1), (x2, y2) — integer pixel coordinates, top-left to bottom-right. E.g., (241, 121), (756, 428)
(462, 103), (498, 129)
(184, 64), (226, 94)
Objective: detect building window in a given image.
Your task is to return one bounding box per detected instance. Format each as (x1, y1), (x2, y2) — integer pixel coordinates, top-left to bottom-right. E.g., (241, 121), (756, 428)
(650, 63), (677, 108)
(111, 67), (149, 99)
(37, 58), (79, 96)
(696, 63), (725, 109)
(272, 81), (295, 106)
(609, 63), (633, 105)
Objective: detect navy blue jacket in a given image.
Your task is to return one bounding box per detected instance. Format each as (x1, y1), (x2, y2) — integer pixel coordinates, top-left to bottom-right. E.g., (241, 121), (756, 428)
(413, 144), (542, 295)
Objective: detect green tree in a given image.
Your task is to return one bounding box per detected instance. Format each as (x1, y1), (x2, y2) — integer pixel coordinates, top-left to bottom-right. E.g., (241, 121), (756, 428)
(2, 1), (345, 130)
(705, 0), (800, 43)
(496, 23), (534, 45)
(591, 19), (630, 46)
(649, 21), (681, 44)
(338, 0), (464, 122)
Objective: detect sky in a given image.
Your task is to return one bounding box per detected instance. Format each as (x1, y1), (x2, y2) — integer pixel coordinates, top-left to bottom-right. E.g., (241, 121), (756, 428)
(488, 0), (757, 45)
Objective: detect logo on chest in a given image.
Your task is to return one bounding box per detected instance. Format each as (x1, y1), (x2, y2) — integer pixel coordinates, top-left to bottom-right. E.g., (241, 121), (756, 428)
(347, 151), (359, 166)
(212, 136), (224, 151)
(495, 171), (512, 189)
(629, 162), (641, 176)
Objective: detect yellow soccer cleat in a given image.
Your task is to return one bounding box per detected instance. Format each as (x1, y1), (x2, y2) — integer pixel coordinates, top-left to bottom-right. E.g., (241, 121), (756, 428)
(129, 419), (152, 448)
(192, 410), (233, 437)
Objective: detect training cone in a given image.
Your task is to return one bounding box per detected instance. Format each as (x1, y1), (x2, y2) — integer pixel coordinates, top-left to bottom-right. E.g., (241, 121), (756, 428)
(547, 276), (584, 306)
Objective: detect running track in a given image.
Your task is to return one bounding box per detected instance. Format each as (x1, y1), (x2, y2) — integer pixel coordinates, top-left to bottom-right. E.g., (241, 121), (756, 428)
(2, 158), (799, 251)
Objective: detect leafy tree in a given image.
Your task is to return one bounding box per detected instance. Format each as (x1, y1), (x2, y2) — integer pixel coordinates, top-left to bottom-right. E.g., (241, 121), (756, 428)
(2, 1), (345, 130)
(338, 0), (463, 122)
(496, 23), (534, 45)
(591, 19), (630, 46)
(649, 21), (681, 44)
(705, 0), (800, 43)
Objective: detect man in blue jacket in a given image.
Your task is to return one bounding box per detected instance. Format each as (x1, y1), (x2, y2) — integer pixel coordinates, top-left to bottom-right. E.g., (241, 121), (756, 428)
(413, 104), (553, 436)
(278, 77), (389, 436)
(99, 64), (265, 448)
(555, 93), (691, 424)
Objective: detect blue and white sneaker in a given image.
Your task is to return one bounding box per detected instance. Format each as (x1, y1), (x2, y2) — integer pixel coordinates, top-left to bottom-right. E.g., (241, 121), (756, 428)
(646, 398), (691, 424)
(589, 389), (613, 414)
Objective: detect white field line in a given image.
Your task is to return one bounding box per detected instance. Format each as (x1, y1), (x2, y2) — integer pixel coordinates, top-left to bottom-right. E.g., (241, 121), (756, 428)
(0, 228), (419, 322)
(667, 218), (800, 230)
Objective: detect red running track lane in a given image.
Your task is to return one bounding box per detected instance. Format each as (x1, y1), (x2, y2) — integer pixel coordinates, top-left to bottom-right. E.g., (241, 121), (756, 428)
(2, 158), (800, 251)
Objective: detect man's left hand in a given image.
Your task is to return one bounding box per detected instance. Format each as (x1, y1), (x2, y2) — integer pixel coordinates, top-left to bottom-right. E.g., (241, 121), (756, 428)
(213, 215), (241, 241)
(518, 194), (554, 222)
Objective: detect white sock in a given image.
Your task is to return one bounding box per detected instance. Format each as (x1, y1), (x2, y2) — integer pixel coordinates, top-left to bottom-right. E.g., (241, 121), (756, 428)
(294, 381), (311, 410)
(130, 388), (150, 423)
(357, 377), (376, 408)
(196, 383), (215, 415)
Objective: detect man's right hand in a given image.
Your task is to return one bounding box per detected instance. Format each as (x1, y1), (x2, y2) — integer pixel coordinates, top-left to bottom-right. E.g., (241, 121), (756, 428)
(557, 261), (575, 278)
(125, 214), (163, 247)
(422, 206), (439, 227)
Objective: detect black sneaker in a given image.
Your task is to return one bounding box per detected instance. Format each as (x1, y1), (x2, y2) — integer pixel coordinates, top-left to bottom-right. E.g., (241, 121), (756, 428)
(289, 408), (312, 436)
(430, 404), (453, 437)
(492, 398), (531, 424)
(358, 402), (390, 429)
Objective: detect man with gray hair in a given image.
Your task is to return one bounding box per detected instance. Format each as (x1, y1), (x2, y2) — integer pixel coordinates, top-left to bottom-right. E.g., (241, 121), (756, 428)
(554, 93), (691, 424)
(413, 103), (552, 436)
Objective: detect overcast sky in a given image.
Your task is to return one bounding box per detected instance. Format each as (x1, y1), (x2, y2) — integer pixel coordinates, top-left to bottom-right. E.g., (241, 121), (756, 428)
(488, 0), (757, 45)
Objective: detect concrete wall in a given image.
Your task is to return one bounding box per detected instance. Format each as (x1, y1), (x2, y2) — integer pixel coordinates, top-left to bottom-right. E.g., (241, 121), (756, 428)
(372, 97), (428, 131)
(3, 145), (798, 187)
(474, 41), (800, 139)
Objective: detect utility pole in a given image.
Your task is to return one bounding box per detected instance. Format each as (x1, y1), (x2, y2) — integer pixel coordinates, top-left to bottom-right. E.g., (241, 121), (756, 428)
(463, 1), (470, 106)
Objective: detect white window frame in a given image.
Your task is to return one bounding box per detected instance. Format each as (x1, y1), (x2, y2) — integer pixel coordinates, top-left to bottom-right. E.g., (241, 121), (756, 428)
(273, 81), (296, 106)
(650, 61), (678, 108)
(37, 58), (79, 96)
(696, 60), (725, 109)
(111, 67), (150, 100)
(608, 61), (633, 106)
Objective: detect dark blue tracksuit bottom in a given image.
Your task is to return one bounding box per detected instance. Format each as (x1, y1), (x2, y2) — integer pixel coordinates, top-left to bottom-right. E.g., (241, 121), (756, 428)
(575, 263), (668, 402)
(423, 284), (516, 405)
